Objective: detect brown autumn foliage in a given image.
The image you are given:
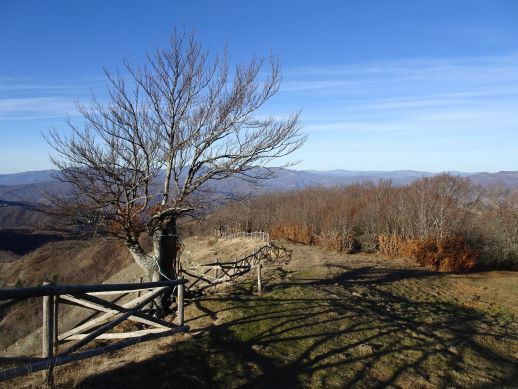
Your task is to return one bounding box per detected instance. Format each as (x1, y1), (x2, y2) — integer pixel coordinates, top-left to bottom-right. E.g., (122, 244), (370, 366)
(316, 231), (361, 253)
(378, 234), (478, 272)
(378, 234), (410, 258)
(413, 236), (478, 272)
(270, 223), (313, 245)
(196, 174), (518, 271)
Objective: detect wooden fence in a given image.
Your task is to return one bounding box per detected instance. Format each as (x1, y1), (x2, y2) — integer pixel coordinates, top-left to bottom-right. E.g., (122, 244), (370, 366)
(0, 234), (291, 384)
(219, 231), (270, 244)
(181, 242), (291, 295)
(0, 278), (188, 385)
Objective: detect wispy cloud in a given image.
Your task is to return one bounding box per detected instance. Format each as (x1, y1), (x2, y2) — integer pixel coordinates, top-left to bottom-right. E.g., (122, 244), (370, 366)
(0, 83), (72, 91)
(1, 54), (517, 172)
(279, 53), (518, 123)
(272, 54), (518, 171)
(0, 76), (108, 120)
(0, 97), (77, 119)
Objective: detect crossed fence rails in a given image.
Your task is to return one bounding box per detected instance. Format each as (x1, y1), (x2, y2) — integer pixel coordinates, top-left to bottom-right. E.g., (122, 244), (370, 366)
(219, 231), (270, 244)
(0, 279), (188, 384)
(0, 232), (291, 385)
(181, 241), (291, 295)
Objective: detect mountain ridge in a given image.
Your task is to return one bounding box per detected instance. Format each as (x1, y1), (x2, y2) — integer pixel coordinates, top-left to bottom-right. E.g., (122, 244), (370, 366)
(1, 168), (517, 206)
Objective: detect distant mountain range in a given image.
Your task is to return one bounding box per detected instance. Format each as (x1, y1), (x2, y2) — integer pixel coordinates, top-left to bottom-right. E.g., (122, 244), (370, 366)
(1, 168), (518, 204)
(1, 168), (517, 230)
(0, 170), (55, 186)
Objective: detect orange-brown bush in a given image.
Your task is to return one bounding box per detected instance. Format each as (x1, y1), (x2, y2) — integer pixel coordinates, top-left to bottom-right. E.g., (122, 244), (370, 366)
(270, 223), (313, 245)
(379, 234), (478, 272)
(411, 237), (478, 272)
(317, 231), (361, 253)
(378, 234), (409, 258)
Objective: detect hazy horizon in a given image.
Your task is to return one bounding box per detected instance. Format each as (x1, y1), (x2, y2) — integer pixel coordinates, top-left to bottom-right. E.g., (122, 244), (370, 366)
(0, 166), (514, 176)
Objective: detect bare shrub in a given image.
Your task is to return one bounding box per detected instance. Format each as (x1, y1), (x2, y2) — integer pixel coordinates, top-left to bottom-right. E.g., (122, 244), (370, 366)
(316, 231), (360, 253)
(478, 188), (518, 269)
(378, 234), (407, 258)
(316, 230), (341, 251)
(343, 234), (362, 254)
(270, 223), (313, 244)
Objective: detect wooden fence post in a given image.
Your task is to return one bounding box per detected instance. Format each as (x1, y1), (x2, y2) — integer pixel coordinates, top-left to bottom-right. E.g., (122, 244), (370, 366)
(257, 262), (262, 295)
(137, 277), (143, 298)
(53, 295), (59, 356)
(177, 279), (184, 326)
(42, 281), (55, 386)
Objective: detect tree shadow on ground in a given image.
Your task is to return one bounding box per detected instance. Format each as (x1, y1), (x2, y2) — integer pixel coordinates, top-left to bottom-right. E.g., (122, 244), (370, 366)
(72, 266), (518, 388)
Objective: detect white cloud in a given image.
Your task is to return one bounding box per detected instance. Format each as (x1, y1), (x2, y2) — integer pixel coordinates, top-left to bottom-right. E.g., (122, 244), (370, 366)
(1, 54), (517, 172)
(0, 97), (77, 118)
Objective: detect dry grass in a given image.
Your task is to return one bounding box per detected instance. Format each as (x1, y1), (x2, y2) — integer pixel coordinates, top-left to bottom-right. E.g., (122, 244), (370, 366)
(2, 239), (517, 388)
(181, 235), (265, 265)
(0, 239), (134, 354)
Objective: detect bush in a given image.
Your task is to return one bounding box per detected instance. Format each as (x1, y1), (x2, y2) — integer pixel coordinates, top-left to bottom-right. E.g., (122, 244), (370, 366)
(378, 234), (407, 258)
(409, 236), (478, 272)
(270, 223), (313, 244)
(379, 234), (478, 272)
(316, 231), (361, 253)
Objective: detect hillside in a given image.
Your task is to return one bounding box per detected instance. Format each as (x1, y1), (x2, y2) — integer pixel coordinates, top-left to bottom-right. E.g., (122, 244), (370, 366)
(1, 238), (517, 388)
(0, 238), (135, 352)
(1, 169), (518, 234)
(0, 235), (265, 356)
(0, 171), (55, 186)
(0, 201), (49, 230)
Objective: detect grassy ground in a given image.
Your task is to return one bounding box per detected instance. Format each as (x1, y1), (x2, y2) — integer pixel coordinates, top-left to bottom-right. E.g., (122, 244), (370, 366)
(4, 241), (518, 388)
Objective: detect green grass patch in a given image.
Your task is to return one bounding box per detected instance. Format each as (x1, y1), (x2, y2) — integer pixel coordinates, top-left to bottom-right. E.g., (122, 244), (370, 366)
(65, 267), (518, 388)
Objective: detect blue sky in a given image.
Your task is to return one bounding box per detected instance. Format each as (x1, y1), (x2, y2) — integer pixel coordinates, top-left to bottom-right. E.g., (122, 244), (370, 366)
(0, 0), (517, 173)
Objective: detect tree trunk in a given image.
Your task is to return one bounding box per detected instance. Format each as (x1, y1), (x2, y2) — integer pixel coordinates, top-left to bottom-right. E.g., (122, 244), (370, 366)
(152, 216), (178, 280)
(126, 242), (154, 276)
(126, 216), (179, 317)
(151, 216), (179, 316)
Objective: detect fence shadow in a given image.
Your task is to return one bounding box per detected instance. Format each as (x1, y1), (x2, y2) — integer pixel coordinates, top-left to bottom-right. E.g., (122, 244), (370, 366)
(73, 266), (518, 388)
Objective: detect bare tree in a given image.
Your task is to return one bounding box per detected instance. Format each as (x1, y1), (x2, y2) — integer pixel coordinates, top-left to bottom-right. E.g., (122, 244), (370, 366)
(46, 31), (305, 293)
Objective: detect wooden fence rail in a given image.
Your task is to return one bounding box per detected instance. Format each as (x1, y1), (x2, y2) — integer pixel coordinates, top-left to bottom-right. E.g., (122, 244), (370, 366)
(0, 278), (188, 384)
(0, 235), (291, 384)
(181, 241), (291, 295)
(219, 231), (270, 244)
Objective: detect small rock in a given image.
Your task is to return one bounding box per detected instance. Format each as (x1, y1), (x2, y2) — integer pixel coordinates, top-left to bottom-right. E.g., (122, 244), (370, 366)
(448, 346), (460, 355)
(251, 344), (264, 353)
(352, 292), (363, 298)
(356, 343), (374, 356)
